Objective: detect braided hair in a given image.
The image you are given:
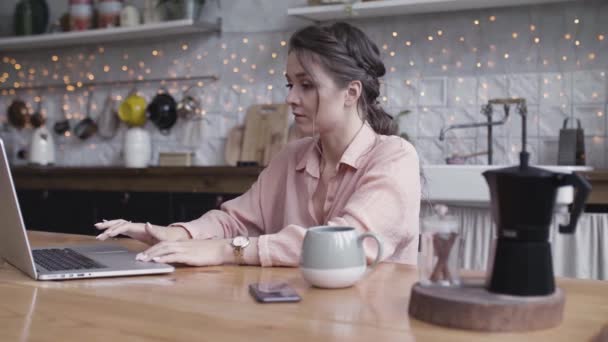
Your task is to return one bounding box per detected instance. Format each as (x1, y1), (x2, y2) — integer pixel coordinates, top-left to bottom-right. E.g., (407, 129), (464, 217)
(288, 22), (397, 136)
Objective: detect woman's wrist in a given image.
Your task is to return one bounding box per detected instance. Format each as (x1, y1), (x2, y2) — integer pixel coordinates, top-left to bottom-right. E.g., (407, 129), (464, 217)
(222, 239), (236, 264)
(170, 225), (193, 240)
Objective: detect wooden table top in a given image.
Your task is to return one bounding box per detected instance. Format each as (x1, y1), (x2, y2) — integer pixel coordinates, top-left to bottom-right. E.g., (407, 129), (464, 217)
(1, 231), (607, 342)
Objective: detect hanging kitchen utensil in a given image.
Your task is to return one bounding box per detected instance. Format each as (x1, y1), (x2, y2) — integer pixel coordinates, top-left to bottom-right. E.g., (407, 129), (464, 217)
(118, 87), (147, 127)
(7, 99), (30, 129)
(53, 97), (71, 136)
(177, 85), (202, 120)
(30, 97), (45, 128)
(147, 88), (177, 134)
(97, 92), (120, 139)
(73, 91), (98, 140)
(557, 117), (585, 166)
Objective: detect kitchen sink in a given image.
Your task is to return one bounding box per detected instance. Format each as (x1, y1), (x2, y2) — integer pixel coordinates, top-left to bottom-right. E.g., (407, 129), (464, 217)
(421, 165), (593, 207)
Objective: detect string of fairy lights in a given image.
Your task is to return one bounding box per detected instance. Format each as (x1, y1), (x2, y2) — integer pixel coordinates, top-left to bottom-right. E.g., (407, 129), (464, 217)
(0, 3), (606, 162)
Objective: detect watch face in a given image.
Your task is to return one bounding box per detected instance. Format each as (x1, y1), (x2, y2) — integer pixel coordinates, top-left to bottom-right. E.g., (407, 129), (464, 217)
(233, 236), (249, 248)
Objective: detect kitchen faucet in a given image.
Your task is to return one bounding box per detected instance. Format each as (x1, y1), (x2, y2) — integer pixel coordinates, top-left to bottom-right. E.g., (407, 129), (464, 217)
(439, 98), (527, 165)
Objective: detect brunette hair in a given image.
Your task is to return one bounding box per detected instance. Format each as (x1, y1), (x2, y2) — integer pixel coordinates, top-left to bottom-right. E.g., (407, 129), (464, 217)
(288, 22), (397, 135)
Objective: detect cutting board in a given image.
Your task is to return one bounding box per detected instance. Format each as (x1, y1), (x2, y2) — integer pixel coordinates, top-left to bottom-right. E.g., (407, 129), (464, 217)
(239, 104), (290, 166)
(224, 125), (244, 166)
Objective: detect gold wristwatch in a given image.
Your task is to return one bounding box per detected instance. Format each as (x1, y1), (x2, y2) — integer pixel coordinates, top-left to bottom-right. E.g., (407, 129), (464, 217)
(230, 236), (250, 265)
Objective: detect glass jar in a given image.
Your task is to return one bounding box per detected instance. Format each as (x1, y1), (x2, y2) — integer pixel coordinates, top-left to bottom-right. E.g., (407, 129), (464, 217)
(98, 0), (122, 28)
(69, 0), (93, 31)
(419, 205), (461, 286)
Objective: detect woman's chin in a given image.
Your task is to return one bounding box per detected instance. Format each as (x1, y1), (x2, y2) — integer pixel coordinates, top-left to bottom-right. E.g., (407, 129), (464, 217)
(293, 120), (312, 134)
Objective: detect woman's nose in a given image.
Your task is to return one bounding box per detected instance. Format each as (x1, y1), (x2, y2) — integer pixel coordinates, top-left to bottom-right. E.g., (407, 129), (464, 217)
(285, 89), (298, 106)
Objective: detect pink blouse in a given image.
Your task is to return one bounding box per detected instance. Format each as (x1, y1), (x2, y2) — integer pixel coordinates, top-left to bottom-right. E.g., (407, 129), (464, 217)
(171, 123), (421, 267)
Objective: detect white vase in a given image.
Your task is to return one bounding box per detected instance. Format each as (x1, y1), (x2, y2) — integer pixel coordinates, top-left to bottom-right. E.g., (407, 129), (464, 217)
(124, 127), (151, 168)
(28, 126), (55, 166)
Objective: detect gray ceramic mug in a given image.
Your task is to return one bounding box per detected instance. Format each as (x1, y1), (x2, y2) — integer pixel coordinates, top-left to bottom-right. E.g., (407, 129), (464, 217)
(300, 226), (383, 289)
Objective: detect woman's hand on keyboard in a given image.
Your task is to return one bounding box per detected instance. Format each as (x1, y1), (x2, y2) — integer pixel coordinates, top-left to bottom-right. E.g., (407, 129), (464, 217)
(94, 220), (191, 245)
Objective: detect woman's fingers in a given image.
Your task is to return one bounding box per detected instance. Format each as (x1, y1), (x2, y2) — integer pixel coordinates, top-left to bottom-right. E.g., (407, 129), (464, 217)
(137, 241), (183, 261)
(94, 219), (128, 230)
(104, 221), (134, 238)
(96, 220), (131, 240)
(151, 253), (188, 264)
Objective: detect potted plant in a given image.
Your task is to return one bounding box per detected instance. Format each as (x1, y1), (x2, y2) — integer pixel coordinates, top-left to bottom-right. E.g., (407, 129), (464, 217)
(157, 0), (206, 21)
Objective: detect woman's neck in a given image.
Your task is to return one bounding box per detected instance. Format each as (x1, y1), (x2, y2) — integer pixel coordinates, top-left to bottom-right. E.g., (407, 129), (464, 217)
(319, 113), (365, 168)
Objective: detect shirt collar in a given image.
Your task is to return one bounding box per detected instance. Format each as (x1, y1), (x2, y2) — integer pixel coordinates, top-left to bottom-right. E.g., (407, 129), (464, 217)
(295, 123), (377, 177)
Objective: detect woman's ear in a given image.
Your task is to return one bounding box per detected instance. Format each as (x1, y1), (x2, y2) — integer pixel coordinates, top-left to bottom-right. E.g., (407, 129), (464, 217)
(344, 80), (362, 107)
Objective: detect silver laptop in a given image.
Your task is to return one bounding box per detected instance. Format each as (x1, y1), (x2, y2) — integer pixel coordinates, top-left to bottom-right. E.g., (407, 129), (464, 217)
(0, 139), (174, 280)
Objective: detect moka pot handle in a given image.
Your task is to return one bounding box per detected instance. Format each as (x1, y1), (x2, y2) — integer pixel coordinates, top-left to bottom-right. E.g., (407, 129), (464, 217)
(558, 172), (591, 234)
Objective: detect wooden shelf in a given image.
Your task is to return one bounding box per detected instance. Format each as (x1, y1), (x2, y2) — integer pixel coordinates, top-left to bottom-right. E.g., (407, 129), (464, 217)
(0, 19), (220, 52)
(287, 0), (574, 22)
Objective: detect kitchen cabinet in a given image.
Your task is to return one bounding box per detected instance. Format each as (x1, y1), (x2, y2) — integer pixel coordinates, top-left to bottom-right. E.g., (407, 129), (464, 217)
(16, 189), (238, 236)
(288, 0), (575, 22)
(17, 190), (97, 235)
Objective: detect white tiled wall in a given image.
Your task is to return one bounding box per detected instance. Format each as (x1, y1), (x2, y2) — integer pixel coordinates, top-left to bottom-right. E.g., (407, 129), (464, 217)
(0, 0), (607, 167)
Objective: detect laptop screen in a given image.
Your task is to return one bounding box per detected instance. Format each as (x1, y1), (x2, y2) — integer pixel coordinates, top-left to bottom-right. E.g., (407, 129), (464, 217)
(0, 139), (38, 279)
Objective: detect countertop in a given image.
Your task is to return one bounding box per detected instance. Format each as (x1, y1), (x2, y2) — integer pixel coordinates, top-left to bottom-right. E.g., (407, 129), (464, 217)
(0, 231), (607, 341)
(10, 166), (608, 206)
(11, 165), (263, 194)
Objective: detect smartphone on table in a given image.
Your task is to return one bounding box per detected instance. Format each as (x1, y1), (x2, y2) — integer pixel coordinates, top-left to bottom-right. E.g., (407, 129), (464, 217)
(249, 282), (302, 303)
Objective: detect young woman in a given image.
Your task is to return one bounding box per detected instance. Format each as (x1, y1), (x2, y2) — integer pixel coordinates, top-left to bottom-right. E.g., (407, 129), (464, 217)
(95, 22), (421, 267)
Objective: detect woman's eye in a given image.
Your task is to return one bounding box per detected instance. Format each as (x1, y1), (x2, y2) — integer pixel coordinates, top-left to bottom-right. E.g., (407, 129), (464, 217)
(285, 83), (293, 89)
(301, 83), (314, 90)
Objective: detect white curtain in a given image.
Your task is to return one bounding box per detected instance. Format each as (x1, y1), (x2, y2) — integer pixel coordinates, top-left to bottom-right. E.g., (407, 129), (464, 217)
(421, 205), (608, 280)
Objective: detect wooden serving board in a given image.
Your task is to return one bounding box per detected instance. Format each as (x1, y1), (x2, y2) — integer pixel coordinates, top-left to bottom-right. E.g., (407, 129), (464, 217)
(408, 281), (565, 332)
(239, 104), (289, 166)
(224, 125), (244, 166)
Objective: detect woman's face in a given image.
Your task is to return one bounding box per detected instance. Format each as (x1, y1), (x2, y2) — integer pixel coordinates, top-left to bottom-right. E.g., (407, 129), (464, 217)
(285, 52), (348, 136)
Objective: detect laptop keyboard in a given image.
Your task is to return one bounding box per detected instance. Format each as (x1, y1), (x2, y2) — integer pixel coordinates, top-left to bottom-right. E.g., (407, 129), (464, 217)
(33, 248), (108, 271)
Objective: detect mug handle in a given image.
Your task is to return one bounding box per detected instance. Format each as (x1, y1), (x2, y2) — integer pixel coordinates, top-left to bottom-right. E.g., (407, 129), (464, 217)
(357, 232), (383, 269)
